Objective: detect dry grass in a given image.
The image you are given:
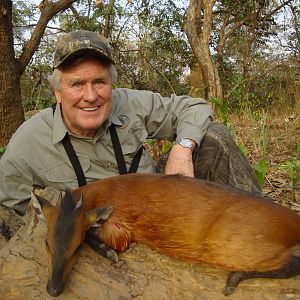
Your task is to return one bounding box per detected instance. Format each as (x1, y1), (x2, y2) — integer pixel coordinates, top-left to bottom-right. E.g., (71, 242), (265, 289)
(229, 108), (300, 210)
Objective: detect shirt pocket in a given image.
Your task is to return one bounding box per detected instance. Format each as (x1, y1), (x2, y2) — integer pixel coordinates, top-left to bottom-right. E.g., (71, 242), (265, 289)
(117, 122), (148, 156)
(43, 155), (91, 183)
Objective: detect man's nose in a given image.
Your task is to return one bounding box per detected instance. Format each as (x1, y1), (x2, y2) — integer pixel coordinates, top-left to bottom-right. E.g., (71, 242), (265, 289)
(84, 84), (98, 102)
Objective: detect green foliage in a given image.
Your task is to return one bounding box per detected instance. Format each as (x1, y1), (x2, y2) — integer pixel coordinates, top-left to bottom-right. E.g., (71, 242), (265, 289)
(57, 0), (106, 33)
(23, 96), (55, 111)
(12, 1), (39, 55)
(162, 141), (173, 153)
(254, 159), (268, 185)
(115, 0), (191, 95)
(280, 159), (300, 189)
(0, 146), (6, 154)
(146, 139), (156, 147)
(11, 0), (300, 113)
(145, 139), (172, 154)
(210, 96), (228, 126)
(285, 5), (300, 58)
(224, 75), (259, 111)
(237, 140), (248, 157)
(21, 61), (55, 111)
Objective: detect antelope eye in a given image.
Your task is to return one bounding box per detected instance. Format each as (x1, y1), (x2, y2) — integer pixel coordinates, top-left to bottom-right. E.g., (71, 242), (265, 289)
(74, 244), (83, 255)
(45, 240), (50, 249)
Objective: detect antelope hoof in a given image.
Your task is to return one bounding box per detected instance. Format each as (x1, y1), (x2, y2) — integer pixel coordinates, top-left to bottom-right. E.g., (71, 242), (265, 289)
(97, 243), (118, 263)
(106, 248), (119, 263)
(85, 236), (119, 263)
(223, 285), (236, 296)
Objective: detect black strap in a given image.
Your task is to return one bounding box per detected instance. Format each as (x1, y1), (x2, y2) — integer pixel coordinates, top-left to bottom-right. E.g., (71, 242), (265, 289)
(128, 146), (143, 173)
(62, 133), (87, 187)
(108, 124), (127, 175)
(52, 105), (143, 185)
(109, 124), (144, 174)
(52, 104), (86, 187)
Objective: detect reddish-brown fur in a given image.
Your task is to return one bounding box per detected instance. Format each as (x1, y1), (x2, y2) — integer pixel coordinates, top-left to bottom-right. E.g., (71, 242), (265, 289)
(72, 173), (300, 272)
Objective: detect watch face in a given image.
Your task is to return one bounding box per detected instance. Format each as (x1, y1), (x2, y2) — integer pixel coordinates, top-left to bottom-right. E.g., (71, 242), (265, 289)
(179, 139), (195, 149)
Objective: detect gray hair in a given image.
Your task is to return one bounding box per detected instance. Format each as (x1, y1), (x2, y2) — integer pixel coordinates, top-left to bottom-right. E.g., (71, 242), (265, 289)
(48, 57), (118, 90)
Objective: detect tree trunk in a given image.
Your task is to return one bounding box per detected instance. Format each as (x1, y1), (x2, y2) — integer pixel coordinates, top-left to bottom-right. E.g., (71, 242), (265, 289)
(242, 27), (250, 80)
(0, 0), (77, 147)
(103, 0), (115, 38)
(0, 0), (24, 147)
(190, 63), (206, 98)
(185, 0), (222, 100)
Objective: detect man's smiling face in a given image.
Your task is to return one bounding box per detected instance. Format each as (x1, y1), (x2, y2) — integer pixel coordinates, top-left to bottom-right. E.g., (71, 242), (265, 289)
(55, 58), (113, 137)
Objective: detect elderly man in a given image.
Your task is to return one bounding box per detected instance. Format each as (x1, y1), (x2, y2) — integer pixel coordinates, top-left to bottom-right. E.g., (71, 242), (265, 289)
(0, 30), (261, 216)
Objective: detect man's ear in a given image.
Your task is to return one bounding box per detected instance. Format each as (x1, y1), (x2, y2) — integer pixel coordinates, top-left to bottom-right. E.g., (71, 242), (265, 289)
(54, 90), (62, 104)
(31, 191), (54, 222)
(84, 205), (114, 228)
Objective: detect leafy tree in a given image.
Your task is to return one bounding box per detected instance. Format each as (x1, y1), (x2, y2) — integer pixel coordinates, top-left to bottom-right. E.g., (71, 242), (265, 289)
(114, 0), (191, 95)
(184, 0), (296, 102)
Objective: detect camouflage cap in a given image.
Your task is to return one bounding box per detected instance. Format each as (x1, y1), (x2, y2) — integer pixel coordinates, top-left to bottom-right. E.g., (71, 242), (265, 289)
(53, 30), (114, 68)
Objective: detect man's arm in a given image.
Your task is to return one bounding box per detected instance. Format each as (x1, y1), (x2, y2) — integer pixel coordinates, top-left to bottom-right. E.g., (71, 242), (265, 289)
(114, 89), (213, 144)
(164, 144), (194, 176)
(113, 89), (213, 177)
(0, 140), (33, 216)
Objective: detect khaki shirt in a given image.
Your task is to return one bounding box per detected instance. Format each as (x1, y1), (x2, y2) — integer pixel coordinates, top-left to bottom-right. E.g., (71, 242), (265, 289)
(0, 88), (213, 214)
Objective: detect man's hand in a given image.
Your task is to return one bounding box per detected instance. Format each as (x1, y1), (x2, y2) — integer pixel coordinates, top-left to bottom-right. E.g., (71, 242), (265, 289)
(164, 144), (194, 177)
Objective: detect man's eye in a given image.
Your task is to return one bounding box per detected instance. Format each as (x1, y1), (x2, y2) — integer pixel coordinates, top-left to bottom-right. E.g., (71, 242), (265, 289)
(94, 79), (105, 85)
(72, 82), (82, 87)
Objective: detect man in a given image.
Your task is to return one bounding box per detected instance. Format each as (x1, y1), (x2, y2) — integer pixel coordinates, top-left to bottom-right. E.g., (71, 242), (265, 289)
(0, 30), (261, 216)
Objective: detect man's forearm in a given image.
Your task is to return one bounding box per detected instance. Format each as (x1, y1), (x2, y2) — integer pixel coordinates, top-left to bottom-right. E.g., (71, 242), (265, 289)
(164, 144), (194, 177)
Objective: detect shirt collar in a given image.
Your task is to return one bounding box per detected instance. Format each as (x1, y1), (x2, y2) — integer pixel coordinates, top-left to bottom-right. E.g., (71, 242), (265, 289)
(52, 104), (123, 144)
(93, 113), (123, 142)
(53, 104), (68, 144)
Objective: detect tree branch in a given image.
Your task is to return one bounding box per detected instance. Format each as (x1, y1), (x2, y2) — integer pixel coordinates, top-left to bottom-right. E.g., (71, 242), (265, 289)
(223, 0), (294, 42)
(120, 49), (176, 94)
(103, 0), (115, 38)
(138, 50), (176, 94)
(18, 0), (77, 75)
(69, 5), (89, 29)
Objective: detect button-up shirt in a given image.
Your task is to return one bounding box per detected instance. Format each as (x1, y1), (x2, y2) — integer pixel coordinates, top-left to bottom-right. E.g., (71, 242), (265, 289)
(0, 88), (213, 214)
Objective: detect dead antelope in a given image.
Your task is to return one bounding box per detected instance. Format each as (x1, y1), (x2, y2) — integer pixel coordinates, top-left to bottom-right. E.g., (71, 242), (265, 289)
(32, 173), (300, 297)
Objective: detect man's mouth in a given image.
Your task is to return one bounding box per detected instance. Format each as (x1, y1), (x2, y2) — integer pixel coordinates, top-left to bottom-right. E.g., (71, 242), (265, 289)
(81, 107), (99, 112)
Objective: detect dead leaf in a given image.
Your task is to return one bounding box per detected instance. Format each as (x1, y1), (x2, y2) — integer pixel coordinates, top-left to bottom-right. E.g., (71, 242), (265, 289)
(271, 178), (288, 188)
(262, 187), (273, 194)
(294, 192), (300, 202)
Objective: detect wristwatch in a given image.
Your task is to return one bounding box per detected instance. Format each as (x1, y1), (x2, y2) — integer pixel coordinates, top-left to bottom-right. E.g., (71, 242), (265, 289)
(176, 138), (196, 150)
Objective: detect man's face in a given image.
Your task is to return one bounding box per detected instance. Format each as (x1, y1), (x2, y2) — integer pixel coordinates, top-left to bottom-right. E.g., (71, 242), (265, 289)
(55, 58), (113, 137)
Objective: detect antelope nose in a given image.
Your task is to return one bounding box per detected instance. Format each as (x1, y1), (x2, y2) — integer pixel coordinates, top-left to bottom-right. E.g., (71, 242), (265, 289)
(46, 280), (64, 297)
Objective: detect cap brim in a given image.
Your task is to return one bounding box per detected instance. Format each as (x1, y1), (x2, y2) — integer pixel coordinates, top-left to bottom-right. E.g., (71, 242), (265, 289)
(53, 48), (114, 69)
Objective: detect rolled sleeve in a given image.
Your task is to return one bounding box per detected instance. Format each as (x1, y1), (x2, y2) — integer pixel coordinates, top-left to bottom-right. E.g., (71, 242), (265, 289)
(171, 95), (213, 145)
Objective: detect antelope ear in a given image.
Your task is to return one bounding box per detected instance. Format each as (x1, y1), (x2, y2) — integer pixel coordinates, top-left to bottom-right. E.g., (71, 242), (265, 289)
(84, 205), (114, 228)
(75, 195), (83, 212)
(31, 191), (54, 222)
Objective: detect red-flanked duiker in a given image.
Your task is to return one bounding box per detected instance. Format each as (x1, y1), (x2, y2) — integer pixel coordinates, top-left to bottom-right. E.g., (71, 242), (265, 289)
(32, 173), (300, 297)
